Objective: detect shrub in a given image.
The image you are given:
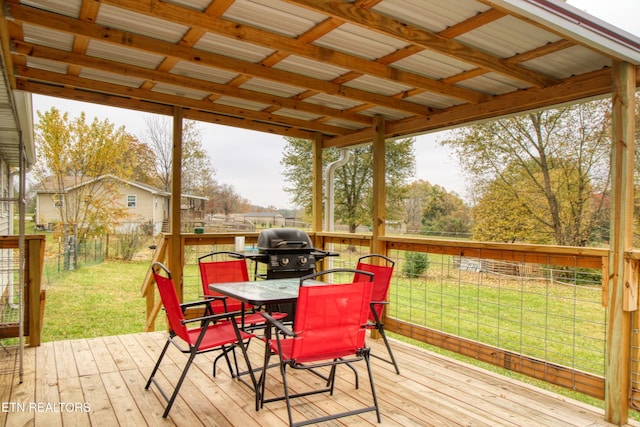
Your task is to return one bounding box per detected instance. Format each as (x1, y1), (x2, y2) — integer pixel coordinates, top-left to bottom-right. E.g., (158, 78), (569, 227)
(116, 225), (145, 261)
(403, 252), (429, 277)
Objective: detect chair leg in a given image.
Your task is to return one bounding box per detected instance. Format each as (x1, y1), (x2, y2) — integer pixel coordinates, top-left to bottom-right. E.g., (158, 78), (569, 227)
(327, 364), (338, 395)
(212, 345), (235, 378)
(280, 362), (295, 427)
(259, 345), (273, 410)
(163, 351), (197, 418)
(376, 326), (400, 374)
(234, 338), (259, 410)
(145, 338), (171, 390)
(363, 348), (381, 423)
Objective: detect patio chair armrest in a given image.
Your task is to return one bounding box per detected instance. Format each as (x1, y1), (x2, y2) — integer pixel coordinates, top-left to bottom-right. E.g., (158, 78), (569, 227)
(370, 300), (389, 306)
(179, 299), (212, 310)
(181, 310), (243, 326)
(200, 295), (228, 301)
(261, 312), (295, 337)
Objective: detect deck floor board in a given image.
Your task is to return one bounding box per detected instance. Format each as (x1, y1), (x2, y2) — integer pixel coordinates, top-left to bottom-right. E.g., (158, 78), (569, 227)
(1, 331), (638, 427)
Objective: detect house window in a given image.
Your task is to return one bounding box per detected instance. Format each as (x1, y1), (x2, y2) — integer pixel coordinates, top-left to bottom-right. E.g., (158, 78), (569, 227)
(127, 195), (137, 208)
(53, 193), (64, 207)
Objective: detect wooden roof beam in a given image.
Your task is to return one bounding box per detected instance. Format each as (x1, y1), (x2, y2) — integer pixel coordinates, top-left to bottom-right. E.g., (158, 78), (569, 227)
(11, 41), (373, 127)
(100, 0), (490, 104)
(7, 3), (430, 116)
(16, 66), (350, 136)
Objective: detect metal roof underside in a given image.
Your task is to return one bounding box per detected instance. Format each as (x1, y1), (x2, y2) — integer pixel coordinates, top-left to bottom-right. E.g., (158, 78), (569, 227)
(1, 0), (639, 149)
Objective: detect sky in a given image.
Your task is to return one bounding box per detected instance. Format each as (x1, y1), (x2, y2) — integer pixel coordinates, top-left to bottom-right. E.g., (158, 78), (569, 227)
(30, 0), (640, 209)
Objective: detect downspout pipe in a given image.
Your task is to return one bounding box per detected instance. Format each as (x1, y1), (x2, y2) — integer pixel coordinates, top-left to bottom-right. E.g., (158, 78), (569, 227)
(324, 149), (350, 232)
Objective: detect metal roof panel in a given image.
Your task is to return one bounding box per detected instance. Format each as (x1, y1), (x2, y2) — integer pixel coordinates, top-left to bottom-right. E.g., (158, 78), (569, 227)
(151, 82), (210, 100)
(224, 0), (324, 37)
(78, 69), (145, 88)
(273, 56), (348, 81)
(372, 0), (491, 33)
(22, 0), (81, 18)
(22, 24), (74, 51)
(345, 75), (413, 97)
(523, 45), (613, 79)
(303, 93), (364, 110)
(314, 23), (407, 60)
(238, 78), (305, 98)
(215, 95), (270, 110)
(195, 32), (274, 63)
(95, 3), (188, 44)
(26, 57), (68, 74)
(457, 15), (562, 58)
(169, 61), (237, 85)
(86, 40), (165, 70)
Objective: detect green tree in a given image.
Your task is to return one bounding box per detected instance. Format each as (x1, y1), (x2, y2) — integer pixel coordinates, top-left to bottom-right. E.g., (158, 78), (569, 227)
(403, 180), (470, 237)
(442, 100), (611, 246)
(420, 183), (470, 237)
(281, 137), (415, 232)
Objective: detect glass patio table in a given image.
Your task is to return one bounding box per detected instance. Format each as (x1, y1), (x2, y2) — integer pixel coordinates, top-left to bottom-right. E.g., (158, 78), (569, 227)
(208, 277), (323, 409)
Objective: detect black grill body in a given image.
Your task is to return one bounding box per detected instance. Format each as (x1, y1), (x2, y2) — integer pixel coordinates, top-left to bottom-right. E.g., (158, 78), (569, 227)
(255, 228), (336, 279)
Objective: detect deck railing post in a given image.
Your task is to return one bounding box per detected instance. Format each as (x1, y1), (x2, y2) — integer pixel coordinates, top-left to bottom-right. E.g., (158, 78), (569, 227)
(605, 60), (636, 425)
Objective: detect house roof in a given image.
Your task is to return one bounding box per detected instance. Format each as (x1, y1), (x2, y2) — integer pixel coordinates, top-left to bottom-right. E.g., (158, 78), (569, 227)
(1, 0), (638, 149)
(34, 174), (169, 195)
(34, 174), (210, 200)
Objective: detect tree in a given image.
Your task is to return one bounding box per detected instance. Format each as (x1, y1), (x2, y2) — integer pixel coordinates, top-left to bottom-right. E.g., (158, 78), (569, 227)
(403, 180), (470, 237)
(442, 100), (611, 246)
(143, 116), (216, 196)
(419, 183), (470, 237)
(32, 107), (147, 267)
(281, 137), (415, 232)
(206, 183), (251, 216)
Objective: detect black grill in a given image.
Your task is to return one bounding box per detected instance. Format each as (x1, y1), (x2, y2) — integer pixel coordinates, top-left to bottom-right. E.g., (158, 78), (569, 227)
(254, 228), (336, 279)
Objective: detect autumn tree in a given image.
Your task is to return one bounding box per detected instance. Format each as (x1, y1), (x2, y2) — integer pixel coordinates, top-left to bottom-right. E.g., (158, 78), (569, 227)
(143, 116), (216, 196)
(281, 137), (415, 232)
(442, 100), (611, 246)
(403, 180), (470, 236)
(32, 107), (150, 267)
(207, 183), (251, 216)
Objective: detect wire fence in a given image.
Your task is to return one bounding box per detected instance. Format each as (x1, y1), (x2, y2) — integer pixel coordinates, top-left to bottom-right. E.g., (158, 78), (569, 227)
(43, 237), (105, 283)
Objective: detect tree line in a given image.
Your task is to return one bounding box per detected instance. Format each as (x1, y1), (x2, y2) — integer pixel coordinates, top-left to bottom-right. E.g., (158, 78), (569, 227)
(31, 93), (640, 250)
(282, 94), (640, 247)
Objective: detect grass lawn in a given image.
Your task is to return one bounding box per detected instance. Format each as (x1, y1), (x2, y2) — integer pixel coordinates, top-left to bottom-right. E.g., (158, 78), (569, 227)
(41, 260), (149, 342)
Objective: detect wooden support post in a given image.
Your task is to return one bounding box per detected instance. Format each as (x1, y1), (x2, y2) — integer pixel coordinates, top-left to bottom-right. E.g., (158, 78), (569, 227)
(27, 237), (44, 346)
(605, 61), (636, 425)
(371, 116), (386, 340)
(312, 133), (323, 233)
(371, 115), (386, 256)
(311, 133), (325, 267)
(169, 107), (184, 302)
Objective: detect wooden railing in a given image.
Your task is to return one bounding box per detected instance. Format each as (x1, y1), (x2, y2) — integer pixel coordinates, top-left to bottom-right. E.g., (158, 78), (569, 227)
(141, 231), (620, 404)
(0, 235), (46, 346)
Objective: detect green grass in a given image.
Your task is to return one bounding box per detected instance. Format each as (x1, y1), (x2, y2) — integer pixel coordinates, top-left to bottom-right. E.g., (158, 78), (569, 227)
(389, 272), (606, 375)
(41, 260), (149, 342)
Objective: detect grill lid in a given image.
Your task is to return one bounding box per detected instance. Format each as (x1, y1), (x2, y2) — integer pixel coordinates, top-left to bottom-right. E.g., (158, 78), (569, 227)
(257, 228), (314, 251)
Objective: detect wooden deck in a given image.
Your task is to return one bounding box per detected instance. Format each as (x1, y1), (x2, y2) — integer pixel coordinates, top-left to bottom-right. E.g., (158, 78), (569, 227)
(1, 332), (637, 427)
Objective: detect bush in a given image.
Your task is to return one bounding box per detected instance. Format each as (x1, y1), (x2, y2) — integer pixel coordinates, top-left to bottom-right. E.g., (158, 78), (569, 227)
(403, 252), (429, 277)
(116, 225), (146, 261)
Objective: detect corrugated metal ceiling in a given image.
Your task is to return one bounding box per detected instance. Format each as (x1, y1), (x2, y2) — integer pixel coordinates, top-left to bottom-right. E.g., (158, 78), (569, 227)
(1, 0), (638, 148)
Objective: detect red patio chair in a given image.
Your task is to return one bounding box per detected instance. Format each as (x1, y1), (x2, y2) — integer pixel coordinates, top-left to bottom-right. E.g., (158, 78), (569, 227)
(260, 268), (381, 427)
(354, 254), (400, 374)
(145, 262), (257, 418)
(198, 251), (287, 327)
